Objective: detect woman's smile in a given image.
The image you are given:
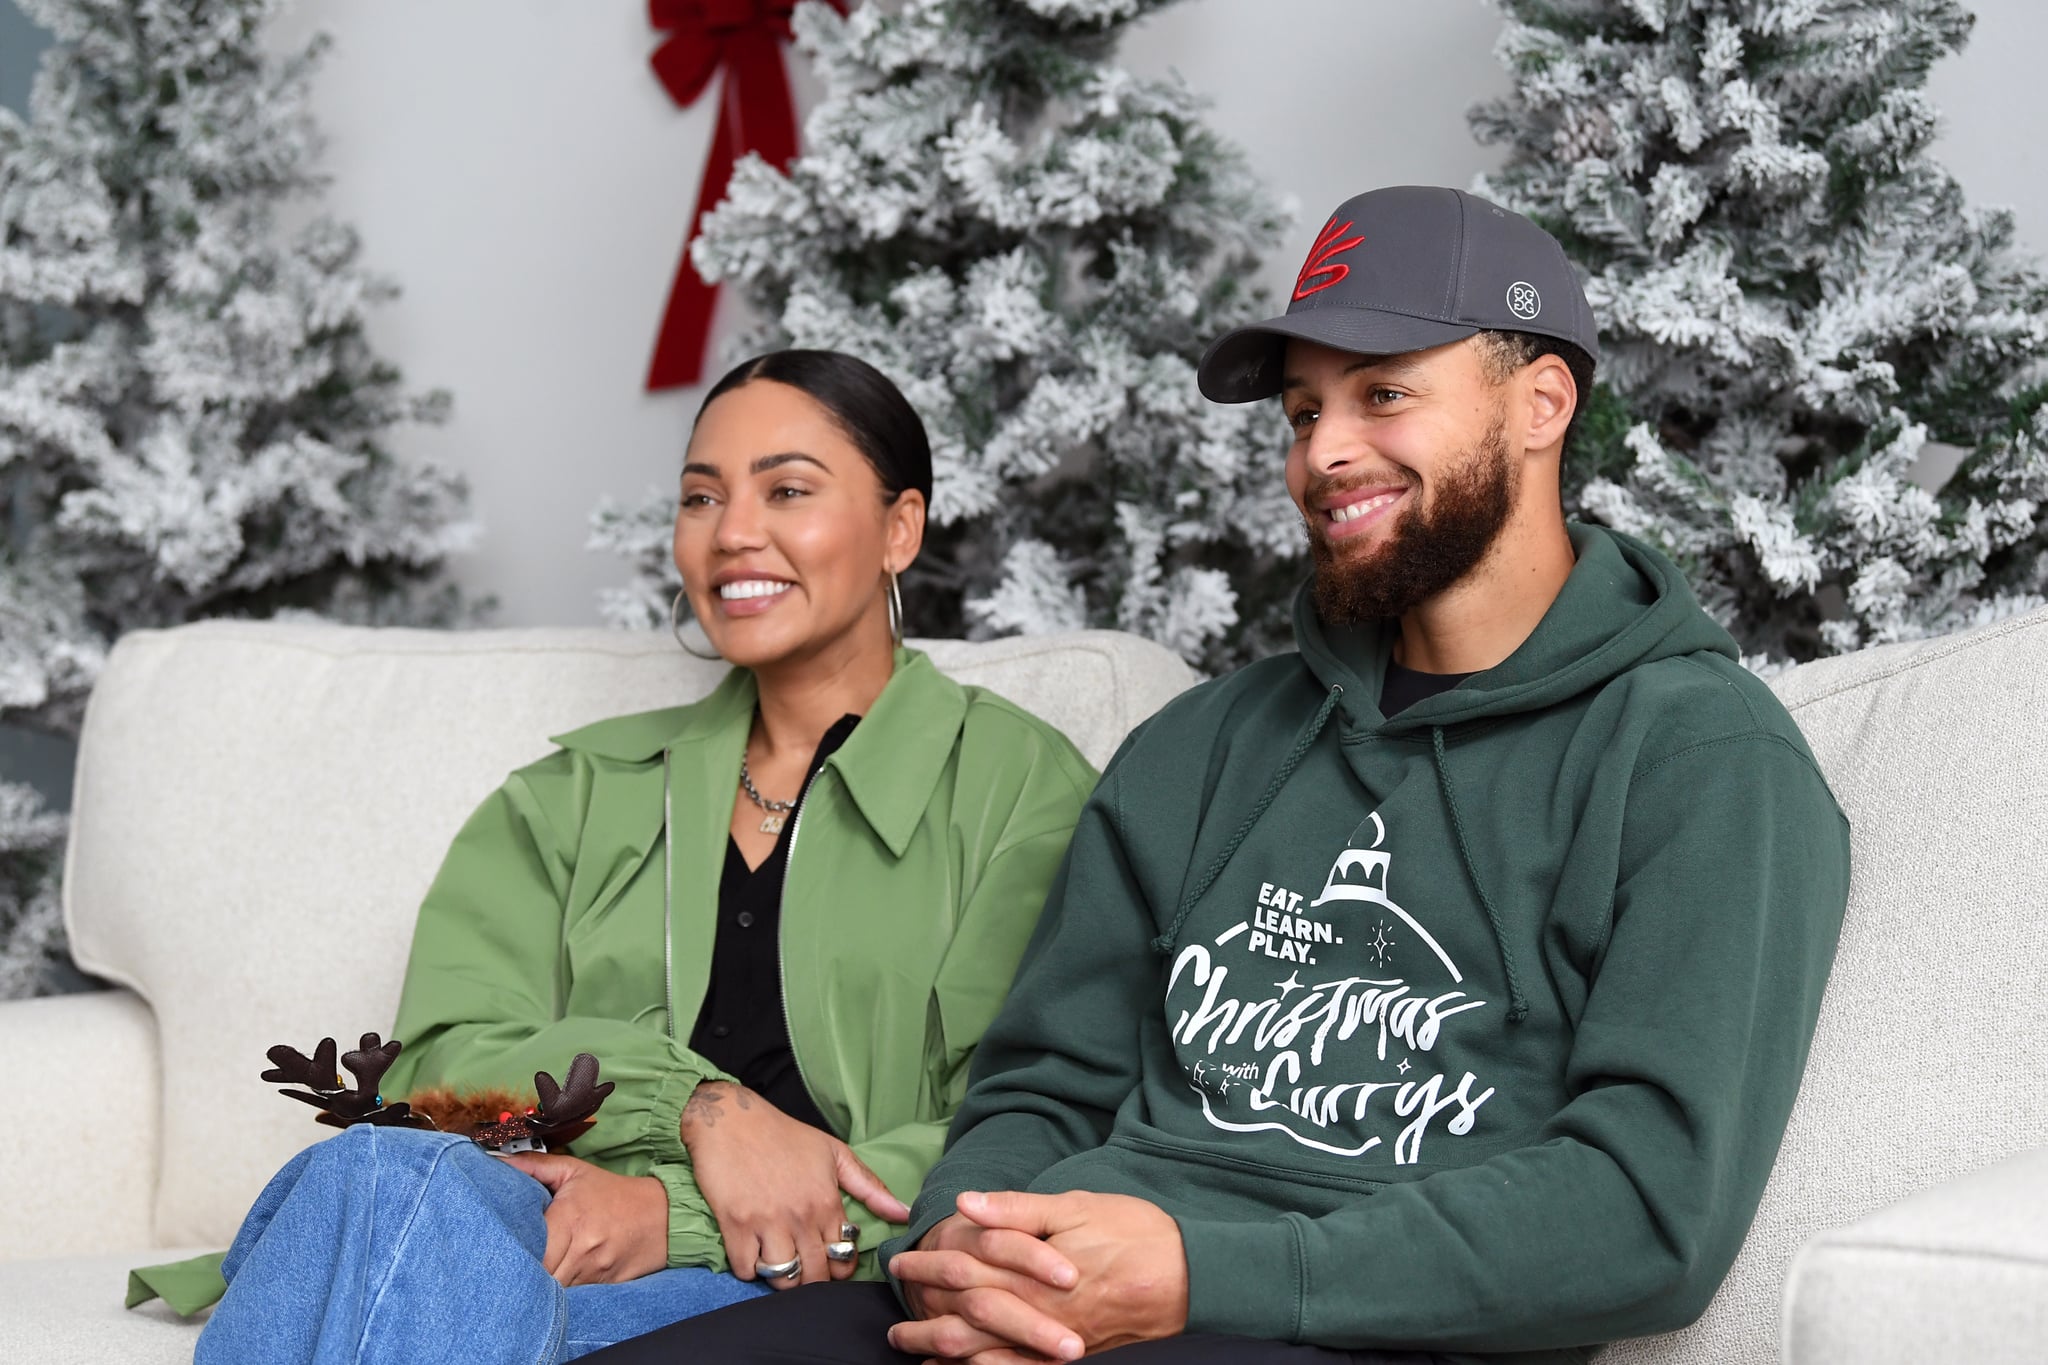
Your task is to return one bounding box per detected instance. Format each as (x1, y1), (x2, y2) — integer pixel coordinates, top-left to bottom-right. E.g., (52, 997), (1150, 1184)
(715, 577), (796, 616)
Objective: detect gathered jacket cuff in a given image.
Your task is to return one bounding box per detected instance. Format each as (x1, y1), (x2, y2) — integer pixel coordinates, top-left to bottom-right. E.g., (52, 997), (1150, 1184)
(651, 1161), (730, 1271)
(634, 1055), (732, 1169)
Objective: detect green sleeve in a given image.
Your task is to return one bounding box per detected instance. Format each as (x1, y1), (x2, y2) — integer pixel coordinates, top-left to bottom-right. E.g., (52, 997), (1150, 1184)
(890, 768), (1153, 1260)
(125, 1252), (228, 1317)
(1179, 739), (1850, 1350)
(382, 755), (735, 1182)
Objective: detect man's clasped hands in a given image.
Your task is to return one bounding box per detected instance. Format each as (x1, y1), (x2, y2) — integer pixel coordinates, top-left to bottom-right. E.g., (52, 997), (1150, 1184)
(507, 1075), (1195, 1362)
(888, 1190), (1190, 1364)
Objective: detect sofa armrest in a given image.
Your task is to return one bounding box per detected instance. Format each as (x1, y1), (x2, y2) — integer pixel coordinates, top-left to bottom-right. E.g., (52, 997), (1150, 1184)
(1782, 1145), (2048, 1365)
(0, 989), (162, 1259)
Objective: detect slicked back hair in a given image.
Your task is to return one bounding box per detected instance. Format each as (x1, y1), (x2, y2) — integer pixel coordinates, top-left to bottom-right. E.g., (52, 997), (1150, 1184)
(695, 350), (934, 506)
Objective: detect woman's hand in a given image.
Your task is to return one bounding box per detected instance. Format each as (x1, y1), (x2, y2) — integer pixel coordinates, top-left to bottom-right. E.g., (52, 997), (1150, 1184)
(501, 1153), (669, 1287)
(679, 1080), (911, 1289)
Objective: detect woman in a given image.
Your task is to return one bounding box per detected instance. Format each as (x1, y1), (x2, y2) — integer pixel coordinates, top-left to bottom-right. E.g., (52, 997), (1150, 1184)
(184, 350), (1098, 1362)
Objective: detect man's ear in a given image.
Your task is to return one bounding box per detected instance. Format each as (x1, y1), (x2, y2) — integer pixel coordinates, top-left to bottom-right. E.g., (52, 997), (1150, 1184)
(1521, 353), (1578, 457)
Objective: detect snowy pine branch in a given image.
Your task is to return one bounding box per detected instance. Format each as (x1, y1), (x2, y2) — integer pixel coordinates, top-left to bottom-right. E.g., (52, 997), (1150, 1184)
(1475, 0), (2048, 661)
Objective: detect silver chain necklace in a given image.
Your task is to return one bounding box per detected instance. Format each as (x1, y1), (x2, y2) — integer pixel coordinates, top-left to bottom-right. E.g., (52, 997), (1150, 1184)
(739, 753), (797, 835)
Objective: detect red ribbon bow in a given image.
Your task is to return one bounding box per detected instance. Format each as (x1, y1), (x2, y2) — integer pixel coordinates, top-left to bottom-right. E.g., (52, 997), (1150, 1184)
(644, 0), (845, 390)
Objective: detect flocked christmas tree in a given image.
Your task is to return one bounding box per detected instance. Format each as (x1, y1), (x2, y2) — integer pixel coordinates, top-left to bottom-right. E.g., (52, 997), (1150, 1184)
(592, 0), (1299, 668)
(0, 0), (476, 997)
(1473, 0), (2048, 663)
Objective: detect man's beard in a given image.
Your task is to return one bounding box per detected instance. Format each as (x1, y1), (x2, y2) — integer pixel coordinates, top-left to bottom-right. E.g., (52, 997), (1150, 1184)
(1308, 411), (1517, 626)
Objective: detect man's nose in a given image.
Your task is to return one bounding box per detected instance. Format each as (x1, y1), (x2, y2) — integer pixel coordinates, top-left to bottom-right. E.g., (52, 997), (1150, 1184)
(1303, 417), (1366, 480)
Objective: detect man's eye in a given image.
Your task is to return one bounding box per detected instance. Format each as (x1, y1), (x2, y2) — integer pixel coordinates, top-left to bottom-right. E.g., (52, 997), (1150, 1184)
(1287, 408), (1318, 431)
(1369, 388), (1404, 405)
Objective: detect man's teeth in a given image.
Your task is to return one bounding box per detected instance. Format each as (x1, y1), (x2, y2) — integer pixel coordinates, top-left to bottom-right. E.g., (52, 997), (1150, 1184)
(1331, 492), (1400, 523)
(718, 580), (791, 600)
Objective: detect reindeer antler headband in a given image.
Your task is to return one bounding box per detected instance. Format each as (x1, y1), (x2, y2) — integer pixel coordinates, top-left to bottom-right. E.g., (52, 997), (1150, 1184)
(261, 1033), (615, 1154)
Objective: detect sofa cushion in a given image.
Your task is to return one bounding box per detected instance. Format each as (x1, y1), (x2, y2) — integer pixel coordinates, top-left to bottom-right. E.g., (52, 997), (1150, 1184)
(1781, 1146), (2048, 1364)
(0, 1249), (212, 1365)
(1601, 606), (2048, 1364)
(0, 990), (160, 1260)
(62, 623), (1193, 1251)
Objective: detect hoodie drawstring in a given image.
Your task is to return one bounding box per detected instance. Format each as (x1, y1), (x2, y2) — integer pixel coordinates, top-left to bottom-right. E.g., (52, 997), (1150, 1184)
(1151, 685), (1344, 955)
(1431, 726), (1529, 1023)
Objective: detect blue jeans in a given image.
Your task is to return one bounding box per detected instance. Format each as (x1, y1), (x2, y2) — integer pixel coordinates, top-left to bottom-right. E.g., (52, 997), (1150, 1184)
(195, 1126), (769, 1364)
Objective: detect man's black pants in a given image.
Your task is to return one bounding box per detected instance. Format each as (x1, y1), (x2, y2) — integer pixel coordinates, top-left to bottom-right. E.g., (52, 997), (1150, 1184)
(579, 1281), (1449, 1364)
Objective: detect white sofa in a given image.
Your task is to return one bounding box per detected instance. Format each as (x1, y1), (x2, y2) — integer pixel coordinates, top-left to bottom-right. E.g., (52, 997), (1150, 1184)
(1, 613), (2044, 1363)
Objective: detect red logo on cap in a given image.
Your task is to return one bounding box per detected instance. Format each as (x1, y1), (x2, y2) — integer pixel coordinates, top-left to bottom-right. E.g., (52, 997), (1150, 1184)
(1293, 218), (1365, 301)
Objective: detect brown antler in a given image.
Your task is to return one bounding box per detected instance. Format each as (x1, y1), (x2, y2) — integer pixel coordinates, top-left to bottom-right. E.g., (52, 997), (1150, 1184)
(262, 1036), (343, 1096)
(528, 1053), (615, 1143)
(337, 1034), (403, 1113)
(471, 1053), (616, 1152)
(262, 1033), (434, 1131)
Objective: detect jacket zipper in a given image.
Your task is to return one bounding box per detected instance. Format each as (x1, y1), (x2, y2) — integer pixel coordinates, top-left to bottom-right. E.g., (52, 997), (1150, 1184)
(778, 764), (831, 1124)
(662, 749), (676, 1040)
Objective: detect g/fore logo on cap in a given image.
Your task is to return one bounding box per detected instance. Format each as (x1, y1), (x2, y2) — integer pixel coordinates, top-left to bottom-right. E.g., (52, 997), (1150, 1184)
(1294, 218), (1365, 301)
(1506, 281), (1542, 320)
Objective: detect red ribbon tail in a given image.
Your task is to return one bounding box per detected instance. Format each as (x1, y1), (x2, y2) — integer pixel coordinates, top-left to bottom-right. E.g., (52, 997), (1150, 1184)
(646, 93), (735, 392)
(645, 30), (803, 392)
(725, 27), (798, 168)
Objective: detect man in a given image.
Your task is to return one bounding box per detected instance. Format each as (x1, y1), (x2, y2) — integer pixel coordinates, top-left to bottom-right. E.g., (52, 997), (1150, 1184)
(589, 186), (1850, 1365)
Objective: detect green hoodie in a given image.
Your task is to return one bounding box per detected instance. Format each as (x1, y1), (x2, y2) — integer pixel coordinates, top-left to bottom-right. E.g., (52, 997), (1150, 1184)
(891, 526), (1849, 1363)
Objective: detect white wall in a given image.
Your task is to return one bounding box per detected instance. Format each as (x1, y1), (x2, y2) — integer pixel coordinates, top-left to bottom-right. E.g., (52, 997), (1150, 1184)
(1123, 0), (1510, 304)
(1923, 2), (2048, 260)
(283, 0), (2048, 626)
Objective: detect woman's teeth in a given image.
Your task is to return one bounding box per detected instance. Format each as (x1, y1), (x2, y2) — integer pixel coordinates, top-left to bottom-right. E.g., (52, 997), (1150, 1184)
(718, 580), (791, 600)
(1331, 491), (1400, 523)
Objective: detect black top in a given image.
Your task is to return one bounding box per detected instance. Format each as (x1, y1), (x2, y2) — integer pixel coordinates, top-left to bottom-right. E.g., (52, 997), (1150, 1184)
(1380, 660), (1472, 718)
(688, 713), (860, 1135)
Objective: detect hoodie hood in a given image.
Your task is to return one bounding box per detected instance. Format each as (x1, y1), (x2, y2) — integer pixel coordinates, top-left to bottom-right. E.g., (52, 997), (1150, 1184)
(1296, 523), (1738, 735)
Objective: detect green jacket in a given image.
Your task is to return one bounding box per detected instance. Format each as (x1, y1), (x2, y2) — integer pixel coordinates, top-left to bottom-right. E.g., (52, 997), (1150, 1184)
(132, 648), (1095, 1315)
(893, 527), (1849, 1362)
(386, 647), (1096, 1273)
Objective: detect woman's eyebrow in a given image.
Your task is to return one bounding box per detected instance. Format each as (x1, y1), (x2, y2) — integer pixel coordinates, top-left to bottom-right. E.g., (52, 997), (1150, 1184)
(751, 451), (829, 474)
(681, 451), (829, 479)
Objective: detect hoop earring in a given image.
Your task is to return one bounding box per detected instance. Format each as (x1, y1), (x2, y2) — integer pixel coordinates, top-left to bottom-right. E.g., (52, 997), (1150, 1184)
(887, 572), (905, 649)
(670, 588), (722, 661)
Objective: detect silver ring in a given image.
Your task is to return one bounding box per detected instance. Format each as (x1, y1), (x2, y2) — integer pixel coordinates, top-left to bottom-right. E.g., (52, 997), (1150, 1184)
(839, 1221), (860, 1244)
(825, 1240), (858, 1263)
(754, 1255), (801, 1281)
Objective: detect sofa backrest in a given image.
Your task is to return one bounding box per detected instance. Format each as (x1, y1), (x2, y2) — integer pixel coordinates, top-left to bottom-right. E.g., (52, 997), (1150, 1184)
(63, 622), (1195, 1250)
(1605, 606), (2048, 1365)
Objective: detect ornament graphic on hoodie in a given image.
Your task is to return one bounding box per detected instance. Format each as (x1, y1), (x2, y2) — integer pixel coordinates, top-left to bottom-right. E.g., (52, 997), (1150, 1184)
(1165, 808), (1496, 1163)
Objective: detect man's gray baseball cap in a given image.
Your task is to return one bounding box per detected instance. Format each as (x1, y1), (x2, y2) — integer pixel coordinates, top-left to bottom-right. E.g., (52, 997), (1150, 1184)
(1197, 185), (1601, 404)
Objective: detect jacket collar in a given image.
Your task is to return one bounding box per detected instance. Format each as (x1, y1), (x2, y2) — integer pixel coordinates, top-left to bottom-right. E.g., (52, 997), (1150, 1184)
(549, 648), (967, 859)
